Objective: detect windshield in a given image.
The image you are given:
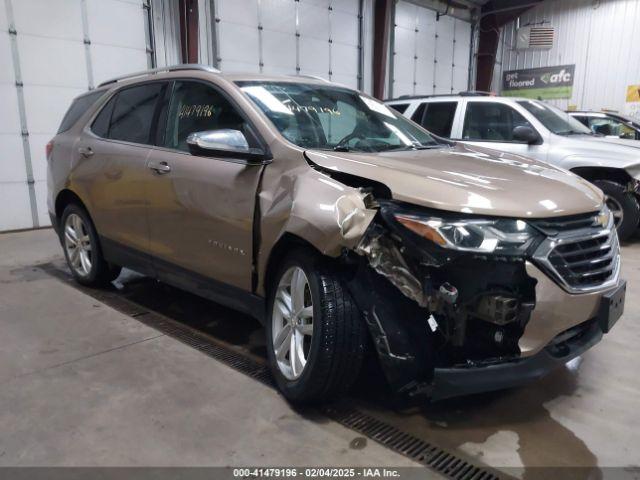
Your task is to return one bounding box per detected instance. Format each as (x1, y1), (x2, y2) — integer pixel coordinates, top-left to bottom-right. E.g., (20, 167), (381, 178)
(237, 81), (438, 152)
(517, 100), (592, 135)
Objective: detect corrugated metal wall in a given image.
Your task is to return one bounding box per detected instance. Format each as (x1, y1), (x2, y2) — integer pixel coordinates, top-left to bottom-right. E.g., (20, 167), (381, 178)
(495, 0), (640, 112)
(390, 0), (471, 98)
(0, 0), (149, 232)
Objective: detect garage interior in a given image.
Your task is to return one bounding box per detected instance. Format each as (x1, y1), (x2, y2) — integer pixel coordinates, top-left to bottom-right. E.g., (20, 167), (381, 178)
(1, 0), (640, 478)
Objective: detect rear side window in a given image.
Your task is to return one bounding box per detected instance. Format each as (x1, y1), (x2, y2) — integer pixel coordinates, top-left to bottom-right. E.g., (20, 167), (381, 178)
(462, 102), (533, 141)
(57, 90), (105, 133)
(91, 83), (165, 144)
(389, 103), (409, 114)
(421, 102), (457, 137)
(109, 84), (165, 144)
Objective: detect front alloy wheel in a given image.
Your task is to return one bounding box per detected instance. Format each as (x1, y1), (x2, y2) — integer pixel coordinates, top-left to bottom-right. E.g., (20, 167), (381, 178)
(271, 266), (314, 380)
(266, 248), (368, 404)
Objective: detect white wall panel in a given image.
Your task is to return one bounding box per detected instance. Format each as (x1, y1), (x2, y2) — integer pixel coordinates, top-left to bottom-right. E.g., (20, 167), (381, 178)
(87, 0), (146, 49)
(91, 43), (148, 83)
(0, 0), (148, 231)
(12, 0), (83, 41)
(215, 0), (364, 86)
(497, 0), (640, 112)
(299, 35), (330, 76)
(0, 184), (33, 231)
(0, 134), (26, 184)
(16, 36), (87, 87)
(261, 0), (296, 34)
(88, 0), (148, 85)
(299, 2), (329, 39)
(262, 29), (297, 72)
(391, 1), (470, 98)
(217, 21), (260, 71)
(0, 84), (20, 134)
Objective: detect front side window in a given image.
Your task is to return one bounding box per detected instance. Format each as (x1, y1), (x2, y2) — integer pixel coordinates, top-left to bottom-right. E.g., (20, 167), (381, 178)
(462, 102), (534, 141)
(421, 102), (457, 137)
(238, 82), (438, 152)
(517, 100), (591, 136)
(164, 81), (248, 152)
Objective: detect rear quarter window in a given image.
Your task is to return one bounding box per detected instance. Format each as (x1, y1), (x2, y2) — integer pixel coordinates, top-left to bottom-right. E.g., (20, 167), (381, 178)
(57, 90), (105, 133)
(389, 103), (409, 114)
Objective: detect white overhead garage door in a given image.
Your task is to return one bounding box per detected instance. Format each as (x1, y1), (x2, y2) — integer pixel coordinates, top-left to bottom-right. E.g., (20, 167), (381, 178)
(391, 1), (471, 98)
(213, 0), (370, 91)
(0, 0), (150, 232)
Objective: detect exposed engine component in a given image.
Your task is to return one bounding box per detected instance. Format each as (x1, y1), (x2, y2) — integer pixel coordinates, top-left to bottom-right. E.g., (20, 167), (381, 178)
(474, 294), (520, 325)
(355, 228), (428, 307)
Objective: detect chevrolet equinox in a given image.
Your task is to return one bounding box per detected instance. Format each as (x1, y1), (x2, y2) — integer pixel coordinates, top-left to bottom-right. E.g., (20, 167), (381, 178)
(48, 65), (626, 403)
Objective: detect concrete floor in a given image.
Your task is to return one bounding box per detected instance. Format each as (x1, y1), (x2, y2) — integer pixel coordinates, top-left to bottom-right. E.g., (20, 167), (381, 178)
(1, 228), (639, 476)
(0, 229), (417, 468)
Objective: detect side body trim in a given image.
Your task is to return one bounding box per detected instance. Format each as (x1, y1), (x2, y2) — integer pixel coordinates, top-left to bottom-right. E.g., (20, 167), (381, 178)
(100, 237), (266, 323)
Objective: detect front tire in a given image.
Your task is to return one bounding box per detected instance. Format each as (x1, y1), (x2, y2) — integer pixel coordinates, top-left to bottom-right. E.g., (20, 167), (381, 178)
(60, 204), (121, 286)
(266, 248), (367, 404)
(594, 180), (640, 241)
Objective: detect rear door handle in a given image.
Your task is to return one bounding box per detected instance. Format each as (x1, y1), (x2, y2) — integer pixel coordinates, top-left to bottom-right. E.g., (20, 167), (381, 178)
(148, 161), (171, 174)
(78, 146), (93, 158)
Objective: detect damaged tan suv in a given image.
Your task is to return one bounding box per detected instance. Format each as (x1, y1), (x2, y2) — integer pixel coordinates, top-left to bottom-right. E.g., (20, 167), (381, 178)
(48, 65), (626, 403)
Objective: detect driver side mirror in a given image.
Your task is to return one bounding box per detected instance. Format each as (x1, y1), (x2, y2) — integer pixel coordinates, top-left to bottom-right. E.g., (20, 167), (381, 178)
(512, 126), (540, 145)
(186, 129), (271, 164)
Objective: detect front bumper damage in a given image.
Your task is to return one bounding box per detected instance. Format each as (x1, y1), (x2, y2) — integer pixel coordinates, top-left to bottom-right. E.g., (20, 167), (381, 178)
(345, 200), (625, 400)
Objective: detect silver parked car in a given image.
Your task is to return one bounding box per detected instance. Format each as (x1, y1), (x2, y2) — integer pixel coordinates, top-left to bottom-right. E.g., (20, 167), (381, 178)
(386, 93), (640, 240)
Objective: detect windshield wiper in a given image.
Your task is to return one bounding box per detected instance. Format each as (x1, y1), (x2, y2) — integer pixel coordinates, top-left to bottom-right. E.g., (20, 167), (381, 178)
(556, 130), (591, 136)
(333, 145), (350, 152)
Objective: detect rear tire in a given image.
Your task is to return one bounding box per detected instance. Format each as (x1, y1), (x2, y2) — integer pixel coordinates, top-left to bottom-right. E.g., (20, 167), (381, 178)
(266, 248), (367, 404)
(60, 204), (121, 286)
(594, 180), (640, 242)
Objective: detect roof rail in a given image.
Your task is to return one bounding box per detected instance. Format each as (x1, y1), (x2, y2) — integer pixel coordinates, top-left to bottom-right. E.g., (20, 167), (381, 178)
(98, 64), (221, 88)
(386, 91), (493, 102)
(297, 74), (331, 83)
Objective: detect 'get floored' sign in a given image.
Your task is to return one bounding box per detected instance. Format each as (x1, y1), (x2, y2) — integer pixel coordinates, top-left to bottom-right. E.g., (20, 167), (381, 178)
(502, 64), (575, 99)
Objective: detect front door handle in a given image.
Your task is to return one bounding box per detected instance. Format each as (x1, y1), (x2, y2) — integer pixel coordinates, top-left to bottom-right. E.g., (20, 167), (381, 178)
(148, 161), (172, 174)
(78, 146), (93, 158)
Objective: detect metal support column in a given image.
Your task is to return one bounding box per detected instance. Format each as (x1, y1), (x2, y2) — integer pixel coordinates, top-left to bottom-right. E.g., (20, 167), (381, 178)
(80, 0), (95, 89)
(5, 0), (39, 228)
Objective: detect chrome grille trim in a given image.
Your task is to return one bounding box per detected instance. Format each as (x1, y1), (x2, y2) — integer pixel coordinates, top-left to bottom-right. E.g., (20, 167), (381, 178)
(532, 219), (621, 294)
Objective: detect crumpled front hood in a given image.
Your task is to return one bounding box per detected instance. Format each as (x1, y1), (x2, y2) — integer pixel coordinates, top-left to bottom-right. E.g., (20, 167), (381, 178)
(305, 143), (604, 218)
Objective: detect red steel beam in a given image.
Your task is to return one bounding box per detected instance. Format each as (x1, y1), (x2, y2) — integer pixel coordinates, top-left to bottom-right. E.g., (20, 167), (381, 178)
(179, 0), (199, 64)
(372, 0), (392, 99)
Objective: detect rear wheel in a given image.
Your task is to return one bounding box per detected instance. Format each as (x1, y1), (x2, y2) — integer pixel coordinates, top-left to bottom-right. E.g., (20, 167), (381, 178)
(60, 204), (121, 286)
(266, 248), (367, 404)
(594, 180), (640, 241)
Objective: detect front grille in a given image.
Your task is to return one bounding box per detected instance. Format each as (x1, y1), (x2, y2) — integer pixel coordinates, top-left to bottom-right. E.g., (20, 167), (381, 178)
(532, 212), (599, 235)
(532, 214), (620, 292)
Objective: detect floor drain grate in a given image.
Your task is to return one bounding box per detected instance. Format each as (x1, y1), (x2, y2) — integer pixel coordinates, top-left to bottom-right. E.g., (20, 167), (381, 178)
(42, 262), (510, 480)
(322, 404), (504, 480)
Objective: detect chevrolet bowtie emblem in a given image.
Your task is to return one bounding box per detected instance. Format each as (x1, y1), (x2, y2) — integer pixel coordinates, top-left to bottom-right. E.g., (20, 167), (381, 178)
(595, 212), (609, 228)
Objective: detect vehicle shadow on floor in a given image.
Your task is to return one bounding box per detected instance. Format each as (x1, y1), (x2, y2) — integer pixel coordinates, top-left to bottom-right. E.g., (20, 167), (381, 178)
(56, 262), (603, 478)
